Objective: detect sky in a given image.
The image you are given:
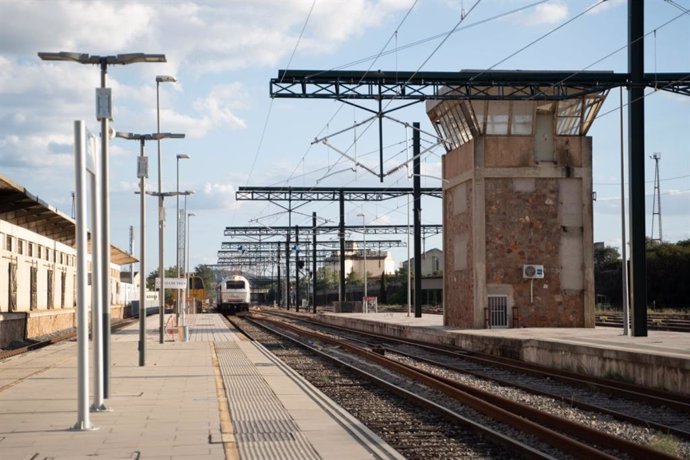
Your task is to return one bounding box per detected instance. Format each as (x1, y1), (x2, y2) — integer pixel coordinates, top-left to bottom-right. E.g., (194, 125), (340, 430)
(1, 0), (688, 276)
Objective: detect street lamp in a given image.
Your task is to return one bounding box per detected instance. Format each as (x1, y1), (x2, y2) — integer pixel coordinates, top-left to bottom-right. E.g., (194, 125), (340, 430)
(116, 131), (182, 360)
(155, 74), (178, 344)
(185, 212), (196, 335)
(38, 51), (166, 401)
(176, 153), (191, 318)
(357, 213), (367, 313)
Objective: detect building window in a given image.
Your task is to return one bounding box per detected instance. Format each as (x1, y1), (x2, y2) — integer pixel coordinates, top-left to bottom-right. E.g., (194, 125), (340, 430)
(61, 272), (67, 308)
(28, 243), (34, 258)
(18, 239), (24, 255)
(47, 270), (54, 309)
(37, 245), (42, 259)
(30, 266), (38, 310)
(8, 262), (17, 312)
(45, 248), (50, 261)
(6, 235), (12, 252)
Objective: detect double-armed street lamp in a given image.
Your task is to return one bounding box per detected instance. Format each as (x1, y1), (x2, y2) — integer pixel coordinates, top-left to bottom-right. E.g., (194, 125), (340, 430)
(176, 153), (191, 317)
(154, 75), (179, 344)
(38, 52), (166, 408)
(116, 131), (184, 360)
(186, 212), (196, 327)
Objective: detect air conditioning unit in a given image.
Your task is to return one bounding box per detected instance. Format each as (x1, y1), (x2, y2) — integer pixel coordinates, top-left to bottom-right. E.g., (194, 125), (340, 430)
(523, 264), (544, 279)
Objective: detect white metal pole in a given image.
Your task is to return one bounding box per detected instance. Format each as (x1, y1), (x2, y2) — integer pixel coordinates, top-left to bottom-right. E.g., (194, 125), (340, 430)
(73, 120), (93, 431)
(99, 63), (113, 399)
(138, 139), (147, 365)
(156, 81), (165, 343)
(176, 157), (180, 320)
(186, 213), (194, 317)
(88, 133), (106, 412)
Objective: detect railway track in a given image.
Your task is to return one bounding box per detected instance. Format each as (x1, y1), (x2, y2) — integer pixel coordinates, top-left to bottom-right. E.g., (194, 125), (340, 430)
(233, 311), (687, 459)
(0, 316), (145, 361)
(595, 313), (690, 332)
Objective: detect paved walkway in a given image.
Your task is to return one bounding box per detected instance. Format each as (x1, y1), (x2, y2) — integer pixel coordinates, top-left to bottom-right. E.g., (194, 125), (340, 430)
(0, 313), (400, 459)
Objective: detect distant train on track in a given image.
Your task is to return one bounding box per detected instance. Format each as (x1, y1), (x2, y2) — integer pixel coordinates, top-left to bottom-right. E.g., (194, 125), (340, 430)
(216, 275), (251, 314)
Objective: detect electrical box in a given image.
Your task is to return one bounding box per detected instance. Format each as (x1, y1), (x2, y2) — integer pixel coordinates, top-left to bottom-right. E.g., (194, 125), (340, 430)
(137, 156), (148, 179)
(96, 88), (112, 121)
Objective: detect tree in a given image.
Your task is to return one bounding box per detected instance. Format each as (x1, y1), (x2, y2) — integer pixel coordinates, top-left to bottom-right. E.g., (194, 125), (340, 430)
(316, 267), (338, 292)
(379, 270), (388, 304)
(594, 245), (621, 268)
(147, 265), (183, 306)
(194, 264), (216, 298)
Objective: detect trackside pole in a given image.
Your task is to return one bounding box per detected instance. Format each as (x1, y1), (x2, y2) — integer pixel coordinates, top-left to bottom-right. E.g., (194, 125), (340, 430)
(73, 120), (95, 431)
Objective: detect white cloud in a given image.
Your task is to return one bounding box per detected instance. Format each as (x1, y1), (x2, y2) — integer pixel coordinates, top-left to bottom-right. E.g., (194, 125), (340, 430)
(193, 182), (239, 210)
(508, 0), (569, 26)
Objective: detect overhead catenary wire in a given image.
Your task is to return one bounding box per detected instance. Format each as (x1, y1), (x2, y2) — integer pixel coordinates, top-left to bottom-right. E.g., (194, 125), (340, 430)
(237, 0), (317, 224)
(247, 1), (423, 223)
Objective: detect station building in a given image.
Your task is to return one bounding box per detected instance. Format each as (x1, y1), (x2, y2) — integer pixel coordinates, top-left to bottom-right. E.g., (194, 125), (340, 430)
(427, 83), (606, 328)
(323, 242), (397, 278)
(0, 175), (136, 347)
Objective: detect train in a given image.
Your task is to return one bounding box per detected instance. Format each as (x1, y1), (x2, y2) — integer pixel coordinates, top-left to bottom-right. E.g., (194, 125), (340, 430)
(216, 275), (251, 314)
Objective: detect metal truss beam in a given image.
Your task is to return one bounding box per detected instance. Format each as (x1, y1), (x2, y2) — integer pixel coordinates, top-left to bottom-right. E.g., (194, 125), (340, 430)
(221, 239), (405, 250)
(271, 69), (690, 100)
(219, 249), (353, 257)
(224, 224), (442, 237)
(237, 186), (442, 201)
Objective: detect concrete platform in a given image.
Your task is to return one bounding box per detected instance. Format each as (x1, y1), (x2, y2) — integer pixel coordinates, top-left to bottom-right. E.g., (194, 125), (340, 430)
(313, 311), (690, 395)
(0, 313), (401, 459)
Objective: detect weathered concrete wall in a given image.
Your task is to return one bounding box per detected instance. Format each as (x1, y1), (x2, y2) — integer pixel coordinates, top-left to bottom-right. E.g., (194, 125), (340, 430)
(0, 313), (27, 347)
(26, 309), (76, 338)
(442, 134), (593, 329)
(313, 313), (690, 395)
(485, 177), (585, 327)
(443, 142), (475, 328)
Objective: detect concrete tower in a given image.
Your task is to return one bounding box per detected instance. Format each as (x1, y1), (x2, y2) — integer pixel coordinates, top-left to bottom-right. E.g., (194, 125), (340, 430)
(427, 84), (607, 328)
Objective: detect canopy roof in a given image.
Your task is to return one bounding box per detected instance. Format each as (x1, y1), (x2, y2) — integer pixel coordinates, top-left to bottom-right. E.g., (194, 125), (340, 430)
(0, 175), (136, 265)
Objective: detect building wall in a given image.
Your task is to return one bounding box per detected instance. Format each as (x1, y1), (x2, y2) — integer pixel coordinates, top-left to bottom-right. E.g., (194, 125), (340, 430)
(442, 134), (594, 328)
(0, 220), (125, 346)
(443, 140), (477, 327)
(325, 251), (396, 278)
(401, 248), (444, 277)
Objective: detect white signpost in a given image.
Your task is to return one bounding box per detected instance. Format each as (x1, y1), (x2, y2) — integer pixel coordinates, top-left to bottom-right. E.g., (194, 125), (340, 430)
(155, 277), (188, 290)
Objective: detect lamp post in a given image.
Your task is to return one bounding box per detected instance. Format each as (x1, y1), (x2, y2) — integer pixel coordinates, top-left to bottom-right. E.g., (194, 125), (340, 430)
(155, 75), (178, 344)
(357, 213), (367, 313)
(176, 153), (191, 318)
(38, 51), (166, 400)
(116, 131), (182, 363)
(186, 212), (196, 326)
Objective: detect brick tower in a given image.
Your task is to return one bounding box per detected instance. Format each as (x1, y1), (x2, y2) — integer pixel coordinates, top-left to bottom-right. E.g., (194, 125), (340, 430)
(427, 86), (607, 328)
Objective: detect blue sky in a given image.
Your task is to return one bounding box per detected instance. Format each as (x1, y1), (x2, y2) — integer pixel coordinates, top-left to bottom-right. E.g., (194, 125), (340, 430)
(1, 0), (688, 273)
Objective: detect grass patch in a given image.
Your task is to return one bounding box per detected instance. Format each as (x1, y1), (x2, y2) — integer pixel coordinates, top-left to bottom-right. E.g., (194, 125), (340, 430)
(649, 433), (680, 456)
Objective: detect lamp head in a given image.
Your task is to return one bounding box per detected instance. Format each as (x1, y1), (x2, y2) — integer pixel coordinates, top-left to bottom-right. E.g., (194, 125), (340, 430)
(177, 153), (191, 160)
(156, 75), (176, 83)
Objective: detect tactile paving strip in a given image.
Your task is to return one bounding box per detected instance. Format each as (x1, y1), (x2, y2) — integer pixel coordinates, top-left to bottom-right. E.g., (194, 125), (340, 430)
(216, 341), (321, 460)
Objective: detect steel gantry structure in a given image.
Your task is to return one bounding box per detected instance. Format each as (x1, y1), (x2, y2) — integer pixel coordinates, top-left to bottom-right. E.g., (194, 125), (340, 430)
(236, 183), (440, 316)
(267, 3), (690, 335)
(222, 223), (441, 312)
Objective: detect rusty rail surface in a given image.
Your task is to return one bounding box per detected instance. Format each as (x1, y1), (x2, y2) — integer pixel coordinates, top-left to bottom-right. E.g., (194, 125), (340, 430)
(252, 313), (678, 460)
